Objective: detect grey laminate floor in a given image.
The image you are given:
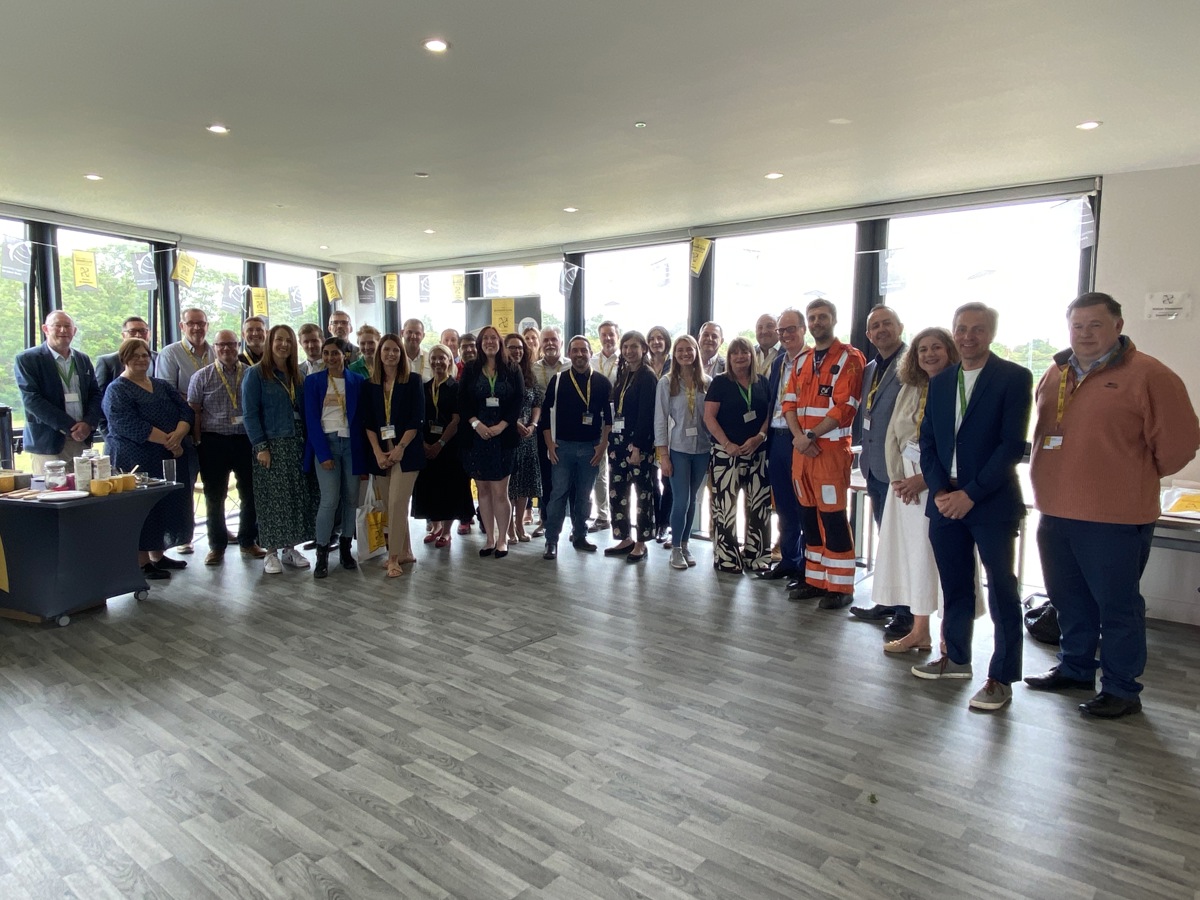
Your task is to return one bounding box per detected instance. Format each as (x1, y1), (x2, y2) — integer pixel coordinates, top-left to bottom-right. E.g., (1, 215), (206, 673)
(2, 528), (1199, 900)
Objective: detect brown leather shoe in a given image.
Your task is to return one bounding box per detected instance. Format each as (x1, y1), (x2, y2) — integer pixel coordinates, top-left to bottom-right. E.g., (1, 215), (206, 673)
(204, 550), (224, 565)
(239, 544), (268, 559)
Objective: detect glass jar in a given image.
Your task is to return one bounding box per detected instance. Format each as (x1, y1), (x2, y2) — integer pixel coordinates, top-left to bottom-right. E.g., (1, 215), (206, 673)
(44, 460), (68, 490)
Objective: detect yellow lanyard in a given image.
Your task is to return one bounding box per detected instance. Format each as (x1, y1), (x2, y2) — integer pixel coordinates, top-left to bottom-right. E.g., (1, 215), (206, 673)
(915, 385), (929, 428)
(865, 361), (887, 412)
(756, 348), (773, 377)
(383, 379), (394, 423)
(1055, 364), (1089, 427)
(685, 382), (696, 416)
(275, 372), (295, 405)
(617, 377), (632, 415)
(568, 369), (592, 409)
(327, 374), (347, 419)
(430, 378), (443, 418)
(185, 342), (208, 371)
(215, 362), (242, 410)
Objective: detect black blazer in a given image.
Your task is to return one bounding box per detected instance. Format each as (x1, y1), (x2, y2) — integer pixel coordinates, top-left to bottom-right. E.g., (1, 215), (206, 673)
(919, 353), (1032, 523)
(611, 365), (658, 453)
(363, 376), (426, 475)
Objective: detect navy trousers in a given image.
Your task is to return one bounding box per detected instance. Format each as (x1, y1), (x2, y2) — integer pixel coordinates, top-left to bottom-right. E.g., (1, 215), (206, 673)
(767, 428), (804, 572)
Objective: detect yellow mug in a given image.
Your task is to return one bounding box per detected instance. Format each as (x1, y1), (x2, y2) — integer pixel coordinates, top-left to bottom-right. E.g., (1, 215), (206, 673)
(108, 476), (125, 494)
(121, 473), (137, 490)
(90, 479), (112, 497)
(0, 474), (13, 492)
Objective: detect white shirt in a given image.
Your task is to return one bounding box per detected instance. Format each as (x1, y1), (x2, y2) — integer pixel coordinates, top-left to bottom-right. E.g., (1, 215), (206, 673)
(950, 366), (983, 479)
(50, 347), (83, 422)
(408, 351), (432, 383)
(771, 350), (803, 429)
(595, 351), (619, 383)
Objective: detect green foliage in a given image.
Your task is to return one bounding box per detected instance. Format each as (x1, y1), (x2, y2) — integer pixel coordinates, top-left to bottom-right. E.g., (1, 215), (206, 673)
(0, 279), (30, 423)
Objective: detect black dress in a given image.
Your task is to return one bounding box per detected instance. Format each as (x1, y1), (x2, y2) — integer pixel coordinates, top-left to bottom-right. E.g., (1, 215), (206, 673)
(411, 378), (475, 521)
(458, 362), (524, 482)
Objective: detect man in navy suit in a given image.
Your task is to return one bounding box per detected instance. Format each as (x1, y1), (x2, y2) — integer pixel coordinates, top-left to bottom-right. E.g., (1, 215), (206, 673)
(911, 302), (1032, 712)
(756, 308), (808, 581)
(14, 310), (102, 474)
(95, 316), (158, 440)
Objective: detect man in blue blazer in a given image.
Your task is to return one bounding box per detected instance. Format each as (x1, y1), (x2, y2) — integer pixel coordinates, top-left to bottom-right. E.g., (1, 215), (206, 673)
(95, 315), (158, 440)
(14, 310), (102, 474)
(912, 302), (1032, 712)
(756, 308), (808, 582)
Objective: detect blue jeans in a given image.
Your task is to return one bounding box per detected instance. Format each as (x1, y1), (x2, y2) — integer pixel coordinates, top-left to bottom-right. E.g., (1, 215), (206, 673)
(545, 441), (599, 545)
(768, 428), (803, 571)
(668, 450), (709, 543)
(1038, 515), (1153, 698)
(315, 434), (358, 544)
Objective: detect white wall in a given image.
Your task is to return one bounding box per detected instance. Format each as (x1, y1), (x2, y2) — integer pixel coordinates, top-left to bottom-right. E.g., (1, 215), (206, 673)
(1095, 163), (1200, 624)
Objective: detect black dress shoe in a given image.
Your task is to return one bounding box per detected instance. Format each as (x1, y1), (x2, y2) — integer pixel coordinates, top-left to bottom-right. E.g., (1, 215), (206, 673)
(788, 583), (826, 602)
(1024, 666), (1095, 692)
(757, 564), (797, 581)
(494, 549), (508, 559)
(604, 543), (634, 556)
(153, 556), (187, 570)
(849, 604), (897, 621)
(543, 544), (558, 560)
(1079, 692), (1142, 719)
(142, 563), (169, 581)
(572, 538), (598, 552)
(818, 592), (854, 609)
(479, 547), (495, 558)
(883, 615), (916, 639)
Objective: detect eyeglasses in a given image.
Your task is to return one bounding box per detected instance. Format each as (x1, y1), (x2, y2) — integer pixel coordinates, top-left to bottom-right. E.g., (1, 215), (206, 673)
(776, 325), (801, 336)
(214, 341), (239, 348)
(124, 328), (150, 337)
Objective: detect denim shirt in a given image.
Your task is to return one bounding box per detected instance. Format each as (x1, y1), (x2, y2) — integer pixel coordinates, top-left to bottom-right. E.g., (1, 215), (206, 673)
(241, 364), (302, 451)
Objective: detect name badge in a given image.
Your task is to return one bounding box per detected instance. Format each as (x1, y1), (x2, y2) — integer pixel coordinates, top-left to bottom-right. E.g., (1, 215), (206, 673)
(685, 427), (698, 437)
(612, 417), (625, 433)
(902, 439), (921, 463)
(861, 416), (871, 432)
(1042, 435), (1064, 450)
(381, 425), (396, 441)
(485, 397), (500, 407)
(231, 415), (243, 426)
(63, 392), (80, 403)
(743, 410), (757, 423)
(582, 413), (594, 425)
(429, 424), (444, 435)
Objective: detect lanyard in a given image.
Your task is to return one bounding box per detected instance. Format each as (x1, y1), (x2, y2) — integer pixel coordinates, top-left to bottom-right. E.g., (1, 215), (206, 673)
(185, 342), (208, 370)
(685, 382), (696, 416)
(327, 374), (347, 418)
(916, 384), (928, 428)
(215, 362), (242, 410)
(736, 378), (753, 410)
(598, 353), (617, 379)
(431, 377), (443, 418)
(568, 369), (591, 409)
(485, 369), (498, 396)
(756, 348), (772, 377)
(275, 371), (295, 405)
(55, 355), (77, 388)
(865, 358), (888, 412)
(383, 379), (394, 424)
(957, 367), (968, 413)
(1054, 364), (1093, 427)
(617, 373), (636, 415)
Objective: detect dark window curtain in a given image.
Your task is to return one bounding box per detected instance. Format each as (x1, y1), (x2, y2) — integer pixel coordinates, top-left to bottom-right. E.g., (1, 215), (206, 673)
(688, 239), (714, 338)
(563, 254), (584, 339)
(26, 222), (59, 345)
(152, 243), (178, 348)
(850, 219), (888, 358)
(244, 261), (265, 320)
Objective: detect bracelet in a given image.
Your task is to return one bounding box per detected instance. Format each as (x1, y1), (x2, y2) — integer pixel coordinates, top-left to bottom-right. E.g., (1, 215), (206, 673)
(437, 439), (446, 447)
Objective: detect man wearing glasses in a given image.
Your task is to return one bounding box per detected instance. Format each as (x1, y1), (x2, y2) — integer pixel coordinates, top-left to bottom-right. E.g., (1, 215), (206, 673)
(96, 316), (158, 439)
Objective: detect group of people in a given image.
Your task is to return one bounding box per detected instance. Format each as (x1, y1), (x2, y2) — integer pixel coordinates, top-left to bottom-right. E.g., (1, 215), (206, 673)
(14, 290), (1198, 719)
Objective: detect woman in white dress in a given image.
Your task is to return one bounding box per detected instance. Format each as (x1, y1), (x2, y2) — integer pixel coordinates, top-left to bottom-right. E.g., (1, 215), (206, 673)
(871, 327), (959, 653)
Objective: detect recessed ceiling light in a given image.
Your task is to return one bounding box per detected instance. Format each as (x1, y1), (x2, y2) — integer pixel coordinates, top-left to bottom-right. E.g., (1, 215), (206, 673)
(634, 122), (647, 128)
(414, 172), (430, 178)
(764, 172), (784, 180)
(319, 245), (329, 250)
(206, 124), (230, 134)
(84, 173), (103, 181)
(423, 38), (449, 52)
(1075, 120), (1102, 131)
(563, 207), (579, 213)
(424, 229), (436, 234)
(828, 118), (852, 125)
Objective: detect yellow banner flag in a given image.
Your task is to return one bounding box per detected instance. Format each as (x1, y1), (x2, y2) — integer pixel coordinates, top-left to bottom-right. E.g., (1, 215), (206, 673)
(72, 250), (98, 290)
(452, 274), (466, 302)
(492, 298), (515, 335)
(689, 237), (712, 276)
(384, 272), (398, 300)
(322, 273), (341, 301)
(250, 287), (268, 318)
(172, 251), (197, 287)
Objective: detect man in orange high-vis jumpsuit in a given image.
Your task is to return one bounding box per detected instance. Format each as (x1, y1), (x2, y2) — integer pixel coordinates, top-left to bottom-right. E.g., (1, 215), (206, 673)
(782, 299), (865, 608)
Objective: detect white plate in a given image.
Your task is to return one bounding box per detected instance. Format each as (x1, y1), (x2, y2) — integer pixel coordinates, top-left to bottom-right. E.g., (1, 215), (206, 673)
(36, 490), (91, 502)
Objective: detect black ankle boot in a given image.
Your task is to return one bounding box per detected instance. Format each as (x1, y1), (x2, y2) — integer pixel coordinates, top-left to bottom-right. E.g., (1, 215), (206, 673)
(339, 535), (357, 570)
(314, 545), (329, 579)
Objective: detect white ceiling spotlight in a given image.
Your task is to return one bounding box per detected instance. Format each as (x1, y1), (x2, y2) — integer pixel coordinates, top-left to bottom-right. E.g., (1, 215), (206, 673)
(424, 229), (436, 234)
(828, 118), (852, 125)
(563, 207), (579, 213)
(206, 124), (230, 134)
(764, 172), (784, 180)
(414, 172), (430, 178)
(319, 245), (329, 250)
(1075, 120), (1102, 130)
(634, 122), (647, 128)
(84, 173), (103, 181)
(423, 38), (449, 53)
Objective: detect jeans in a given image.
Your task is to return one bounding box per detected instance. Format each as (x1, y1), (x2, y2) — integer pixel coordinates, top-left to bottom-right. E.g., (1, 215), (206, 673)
(1038, 515), (1153, 698)
(668, 450), (709, 543)
(315, 434), (358, 543)
(544, 440), (600, 545)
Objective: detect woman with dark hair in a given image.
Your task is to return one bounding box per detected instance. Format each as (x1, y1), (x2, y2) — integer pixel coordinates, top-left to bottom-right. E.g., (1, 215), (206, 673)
(703, 336), (771, 573)
(303, 336), (366, 578)
(646, 325), (673, 543)
(604, 330), (658, 562)
(459, 325), (524, 557)
(412, 344), (473, 546)
(102, 338), (195, 579)
(364, 333), (426, 577)
(654, 334), (710, 570)
(504, 332), (543, 544)
(243, 324), (317, 574)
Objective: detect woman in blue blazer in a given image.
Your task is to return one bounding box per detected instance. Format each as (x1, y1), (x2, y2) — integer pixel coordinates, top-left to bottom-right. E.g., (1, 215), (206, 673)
(303, 337), (366, 578)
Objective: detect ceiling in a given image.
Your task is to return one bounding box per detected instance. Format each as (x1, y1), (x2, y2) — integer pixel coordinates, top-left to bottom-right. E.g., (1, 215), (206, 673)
(2, 1), (1198, 271)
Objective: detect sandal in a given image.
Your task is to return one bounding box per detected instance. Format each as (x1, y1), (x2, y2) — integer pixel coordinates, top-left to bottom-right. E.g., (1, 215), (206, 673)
(386, 560), (405, 578)
(884, 639), (932, 654)
(424, 529), (441, 544)
(435, 534), (451, 549)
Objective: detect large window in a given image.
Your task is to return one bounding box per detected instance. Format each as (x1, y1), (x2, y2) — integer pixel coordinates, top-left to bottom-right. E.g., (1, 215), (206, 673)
(0, 218), (30, 425)
(263, 261), (320, 331)
(714, 224), (857, 346)
(884, 197), (1091, 384)
(482, 261), (566, 335)
(398, 269), (466, 349)
(176, 249), (246, 337)
(583, 243), (690, 347)
(57, 228), (153, 361)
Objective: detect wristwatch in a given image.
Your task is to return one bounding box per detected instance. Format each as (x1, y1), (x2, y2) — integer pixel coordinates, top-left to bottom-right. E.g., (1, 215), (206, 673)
(805, 430), (817, 441)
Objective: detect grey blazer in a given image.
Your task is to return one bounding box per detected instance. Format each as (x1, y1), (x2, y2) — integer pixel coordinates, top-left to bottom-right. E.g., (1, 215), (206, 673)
(858, 343), (905, 483)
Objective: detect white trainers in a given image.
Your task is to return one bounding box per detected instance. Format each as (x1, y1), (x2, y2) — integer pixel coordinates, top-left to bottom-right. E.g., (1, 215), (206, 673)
(670, 547), (688, 570)
(681, 545), (696, 567)
(281, 548), (310, 569)
(263, 552), (283, 575)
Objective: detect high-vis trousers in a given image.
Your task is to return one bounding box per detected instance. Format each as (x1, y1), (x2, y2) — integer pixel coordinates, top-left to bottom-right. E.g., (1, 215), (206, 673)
(792, 442), (855, 594)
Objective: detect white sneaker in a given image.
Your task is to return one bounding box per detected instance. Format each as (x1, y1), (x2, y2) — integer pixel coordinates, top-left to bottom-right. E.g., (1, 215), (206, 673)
(281, 548), (310, 569)
(176, 542), (194, 555)
(681, 545), (696, 567)
(670, 547), (688, 570)
(263, 552), (283, 574)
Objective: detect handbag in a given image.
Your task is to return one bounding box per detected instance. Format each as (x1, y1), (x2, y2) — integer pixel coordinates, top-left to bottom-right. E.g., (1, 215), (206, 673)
(1023, 594), (1061, 645)
(355, 475), (388, 560)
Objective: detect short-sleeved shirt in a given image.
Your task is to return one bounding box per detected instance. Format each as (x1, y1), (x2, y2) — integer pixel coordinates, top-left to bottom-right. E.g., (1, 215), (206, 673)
(707, 373), (770, 445)
(187, 361), (247, 436)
